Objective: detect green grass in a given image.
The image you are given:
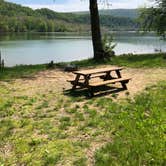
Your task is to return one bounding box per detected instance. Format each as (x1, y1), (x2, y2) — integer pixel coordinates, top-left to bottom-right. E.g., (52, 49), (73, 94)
(0, 52), (166, 165)
(0, 80), (165, 165)
(0, 64), (46, 80)
(95, 82), (166, 166)
(111, 53), (166, 68)
(0, 53), (165, 80)
(72, 53), (166, 68)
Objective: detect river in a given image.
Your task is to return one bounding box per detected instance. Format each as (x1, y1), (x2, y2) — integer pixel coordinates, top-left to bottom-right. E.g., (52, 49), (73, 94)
(0, 32), (165, 67)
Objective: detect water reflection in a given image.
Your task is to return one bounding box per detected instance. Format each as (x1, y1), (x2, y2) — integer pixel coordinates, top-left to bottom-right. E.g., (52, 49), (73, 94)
(0, 32), (165, 66)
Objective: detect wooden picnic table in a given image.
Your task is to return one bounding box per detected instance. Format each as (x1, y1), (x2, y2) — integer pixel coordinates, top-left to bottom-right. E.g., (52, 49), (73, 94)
(68, 67), (131, 97)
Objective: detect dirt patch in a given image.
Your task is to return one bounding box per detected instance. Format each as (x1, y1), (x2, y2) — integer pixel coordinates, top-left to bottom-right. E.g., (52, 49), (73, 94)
(3, 66), (165, 99)
(121, 68), (166, 97)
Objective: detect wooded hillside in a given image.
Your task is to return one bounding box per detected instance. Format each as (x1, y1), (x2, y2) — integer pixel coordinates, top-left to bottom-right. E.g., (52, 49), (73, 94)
(0, 0), (139, 32)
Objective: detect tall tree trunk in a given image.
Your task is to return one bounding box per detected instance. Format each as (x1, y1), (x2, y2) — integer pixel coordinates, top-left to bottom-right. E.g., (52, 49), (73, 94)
(90, 0), (104, 60)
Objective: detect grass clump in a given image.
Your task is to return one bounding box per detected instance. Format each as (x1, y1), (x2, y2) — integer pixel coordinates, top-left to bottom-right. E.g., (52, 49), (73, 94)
(59, 116), (71, 130)
(73, 157), (87, 166)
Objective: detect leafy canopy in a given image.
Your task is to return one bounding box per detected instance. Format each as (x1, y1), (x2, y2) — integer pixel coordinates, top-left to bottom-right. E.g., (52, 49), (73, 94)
(140, 0), (166, 37)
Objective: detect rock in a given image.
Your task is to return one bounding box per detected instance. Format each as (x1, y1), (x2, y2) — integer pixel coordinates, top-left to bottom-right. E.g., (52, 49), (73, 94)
(64, 64), (78, 72)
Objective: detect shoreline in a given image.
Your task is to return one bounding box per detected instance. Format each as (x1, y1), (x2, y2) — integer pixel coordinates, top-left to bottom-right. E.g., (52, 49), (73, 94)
(2, 52), (166, 68)
(0, 53), (165, 80)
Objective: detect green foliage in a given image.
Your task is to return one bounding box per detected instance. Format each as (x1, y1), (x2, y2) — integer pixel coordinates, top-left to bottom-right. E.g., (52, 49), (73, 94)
(46, 61), (55, 69)
(140, 0), (166, 37)
(102, 35), (116, 57)
(0, 1), (87, 32)
(0, 0), (139, 33)
(73, 157), (87, 166)
(100, 15), (139, 31)
(99, 9), (139, 19)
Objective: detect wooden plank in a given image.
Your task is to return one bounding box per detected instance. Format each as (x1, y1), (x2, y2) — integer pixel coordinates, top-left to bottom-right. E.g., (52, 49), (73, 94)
(89, 77), (131, 87)
(67, 73), (107, 83)
(73, 67), (123, 76)
(90, 73), (107, 78)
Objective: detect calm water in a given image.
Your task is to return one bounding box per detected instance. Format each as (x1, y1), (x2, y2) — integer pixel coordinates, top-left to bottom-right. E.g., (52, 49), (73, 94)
(0, 32), (166, 67)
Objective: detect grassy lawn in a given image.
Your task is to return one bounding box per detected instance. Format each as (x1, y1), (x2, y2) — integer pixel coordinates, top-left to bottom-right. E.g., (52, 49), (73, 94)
(0, 53), (165, 165)
(0, 79), (165, 165)
(0, 53), (165, 80)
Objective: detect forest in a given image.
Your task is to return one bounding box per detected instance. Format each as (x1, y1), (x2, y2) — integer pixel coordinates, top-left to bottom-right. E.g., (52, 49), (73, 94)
(0, 0), (139, 33)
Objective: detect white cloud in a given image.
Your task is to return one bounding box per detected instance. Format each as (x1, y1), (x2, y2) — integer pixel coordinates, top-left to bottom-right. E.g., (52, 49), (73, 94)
(23, 0), (153, 12)
(24, 0), (88, 12)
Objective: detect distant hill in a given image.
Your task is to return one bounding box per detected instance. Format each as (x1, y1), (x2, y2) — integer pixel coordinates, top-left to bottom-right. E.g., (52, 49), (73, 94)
(36, 8), (138, 31)
(0, 0), (139, 33)
(74, 9), (139, 19)
(100, 9), (139, 19)
(0, 0), (90, 32)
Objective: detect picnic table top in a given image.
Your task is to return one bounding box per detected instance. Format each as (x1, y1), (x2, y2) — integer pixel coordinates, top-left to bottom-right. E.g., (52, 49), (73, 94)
(73, 67), (123, 76)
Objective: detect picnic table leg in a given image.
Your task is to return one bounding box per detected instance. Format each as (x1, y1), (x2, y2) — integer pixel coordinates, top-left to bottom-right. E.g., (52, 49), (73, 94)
(101, 71), (113, 80)
(121, 82), (127, 90)
(115, 70), (128, 89)
(84, 75), (94, 97)
(121, 80), (130, 90)
(115, 70), (122, 78)
(88, 87), (94, 97)
(84, 74), (91, 85)
(72, 74), (80, 90)
(105, 71), (112, 80)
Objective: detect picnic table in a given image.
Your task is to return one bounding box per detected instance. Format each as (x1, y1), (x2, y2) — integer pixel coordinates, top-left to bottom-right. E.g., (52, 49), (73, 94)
(68, 67), (131, 97)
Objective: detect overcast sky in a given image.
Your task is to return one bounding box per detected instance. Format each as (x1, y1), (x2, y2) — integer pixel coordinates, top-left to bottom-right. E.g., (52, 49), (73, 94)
(6, 0), (152, 12)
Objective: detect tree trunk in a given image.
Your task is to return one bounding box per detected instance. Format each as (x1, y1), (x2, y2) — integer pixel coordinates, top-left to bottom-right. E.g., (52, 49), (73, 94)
(89, 0), (104, 60)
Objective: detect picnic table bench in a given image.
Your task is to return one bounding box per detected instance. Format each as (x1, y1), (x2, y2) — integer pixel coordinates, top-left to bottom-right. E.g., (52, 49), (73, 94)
(68, 67), (131, 97)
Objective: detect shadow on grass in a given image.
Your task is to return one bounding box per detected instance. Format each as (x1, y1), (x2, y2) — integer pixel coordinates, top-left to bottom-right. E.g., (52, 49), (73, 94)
(64, 85), (127, 99)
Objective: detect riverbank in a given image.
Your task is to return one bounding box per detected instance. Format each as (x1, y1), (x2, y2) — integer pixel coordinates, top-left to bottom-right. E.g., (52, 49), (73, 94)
(0, 53), (165, 80)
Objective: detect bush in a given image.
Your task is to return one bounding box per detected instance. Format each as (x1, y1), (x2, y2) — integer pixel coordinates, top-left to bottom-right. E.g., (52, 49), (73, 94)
(102, 34), (117, 58)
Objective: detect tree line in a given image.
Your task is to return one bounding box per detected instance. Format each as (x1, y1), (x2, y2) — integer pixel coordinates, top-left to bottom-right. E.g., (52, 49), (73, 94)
(0, 15), (88, 33)
(0, 0), (138, 33)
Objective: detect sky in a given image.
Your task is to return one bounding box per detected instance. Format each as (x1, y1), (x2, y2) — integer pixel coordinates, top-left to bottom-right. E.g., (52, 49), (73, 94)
(6, 0), (152, 12)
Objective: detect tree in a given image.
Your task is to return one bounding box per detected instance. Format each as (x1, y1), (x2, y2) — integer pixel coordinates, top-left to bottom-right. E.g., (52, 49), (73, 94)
(140, 0), (166, 37)
(37, 19), (48, 32)
(89, 0), (105, 60)
(54, 0), (108, 60)
(0, 21), (9, 32)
